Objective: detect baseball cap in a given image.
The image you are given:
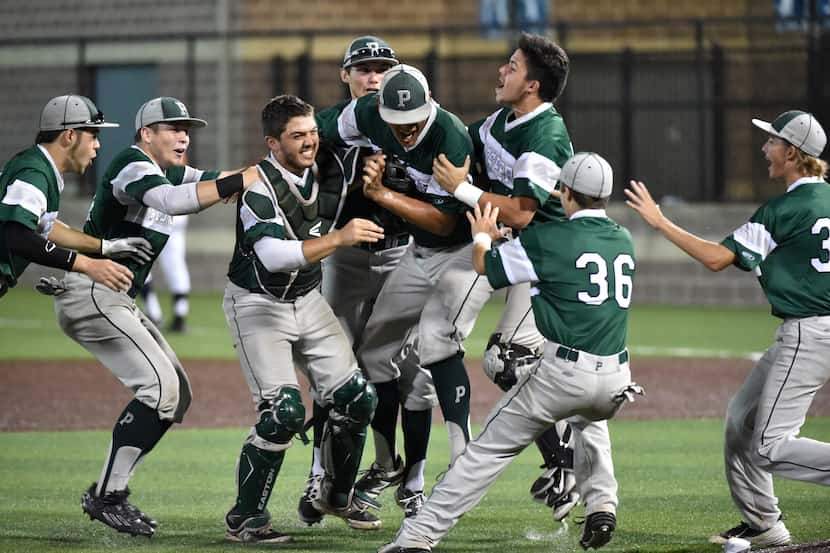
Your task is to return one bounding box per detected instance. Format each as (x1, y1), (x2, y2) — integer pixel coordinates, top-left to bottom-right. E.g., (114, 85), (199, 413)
(378, 64), (432, 125)
(343, 36), (398, 69)
(39, 95), (119, 131)
(752, 110), (826, 157)
(559, 152), (614, 198)
(135, 96), (207, 131)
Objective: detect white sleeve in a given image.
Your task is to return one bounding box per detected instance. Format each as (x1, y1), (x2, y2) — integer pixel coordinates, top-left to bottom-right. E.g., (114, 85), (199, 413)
(253, 237), (308, 272)
(337, 100), (374, 148)
(141, 181), (202, 215)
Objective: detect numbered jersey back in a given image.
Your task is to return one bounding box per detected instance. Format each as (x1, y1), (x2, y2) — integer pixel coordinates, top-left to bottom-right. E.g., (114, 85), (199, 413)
(521, 216), (635, 356)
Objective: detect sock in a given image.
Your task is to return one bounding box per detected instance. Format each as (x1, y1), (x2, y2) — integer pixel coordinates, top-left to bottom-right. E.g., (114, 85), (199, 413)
(370, 380), (400, 469)
(401, 407), (430, 490)
(426, 352), (471, 461)
(310, 401), (329, 477)
(172, 293), (189, 318)
(98, 399), (173, 495)
(226, 443), (285, 524)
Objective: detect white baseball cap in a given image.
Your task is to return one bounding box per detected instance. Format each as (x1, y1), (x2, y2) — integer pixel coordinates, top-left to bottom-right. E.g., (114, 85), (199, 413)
(378, 64), (432, 125)
(135, 96), (207, 131)
(559, 152), (614, 198)
(39, 95), (119, 131)
(752, 110), (826, 157)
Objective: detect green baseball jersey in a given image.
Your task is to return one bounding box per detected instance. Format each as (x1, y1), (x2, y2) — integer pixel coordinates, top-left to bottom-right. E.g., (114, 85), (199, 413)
(83, 145), (219, 294)
(721, 178), (830, 319)
(227, 152), (346, 300)
(469, 103), (573, 224)
(317, 93), (473, 248)
(0, 145), (63, 287)
(485, 210), (635, 355)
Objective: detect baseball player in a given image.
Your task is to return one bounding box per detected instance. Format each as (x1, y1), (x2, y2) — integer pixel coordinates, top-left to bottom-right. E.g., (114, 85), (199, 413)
(318, 63), (473, 517)
(297, 36), (416, 526)
(139, 213), (192, 332)
(222, 95), (385, 543)
(429, 33), (617, 522)
(380, 152), (638, 553)
(626, 110), (830, 549)
(52, 96), (259, 537)
(0, 94), (147, 299)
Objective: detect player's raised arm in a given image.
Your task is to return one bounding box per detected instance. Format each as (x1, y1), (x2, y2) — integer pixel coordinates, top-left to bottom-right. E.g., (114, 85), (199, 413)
(624, 179), (735, 271)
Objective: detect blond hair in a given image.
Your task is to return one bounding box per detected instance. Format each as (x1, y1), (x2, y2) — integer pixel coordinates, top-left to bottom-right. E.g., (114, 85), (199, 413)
(795, 149), (829, 180)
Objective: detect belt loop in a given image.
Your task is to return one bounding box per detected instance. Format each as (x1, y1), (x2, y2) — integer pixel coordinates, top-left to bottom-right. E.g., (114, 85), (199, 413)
(618, 350), (629, 364)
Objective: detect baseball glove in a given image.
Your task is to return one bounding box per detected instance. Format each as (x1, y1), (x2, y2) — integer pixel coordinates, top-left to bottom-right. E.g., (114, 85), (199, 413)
(383, 154), (414, 194)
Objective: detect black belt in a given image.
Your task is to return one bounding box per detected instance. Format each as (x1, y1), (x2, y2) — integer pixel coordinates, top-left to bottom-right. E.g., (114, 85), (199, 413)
(359, 233), (410, 253)
(555, 346), (629, 365)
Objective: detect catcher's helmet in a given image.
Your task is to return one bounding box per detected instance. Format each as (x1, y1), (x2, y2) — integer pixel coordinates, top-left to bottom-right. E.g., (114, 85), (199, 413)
(343, 36), (398, 69)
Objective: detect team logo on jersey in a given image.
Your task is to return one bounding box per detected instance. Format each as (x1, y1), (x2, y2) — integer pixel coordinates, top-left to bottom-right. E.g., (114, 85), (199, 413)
(397, 90), (411, 108)
(309, 220), (322, 237)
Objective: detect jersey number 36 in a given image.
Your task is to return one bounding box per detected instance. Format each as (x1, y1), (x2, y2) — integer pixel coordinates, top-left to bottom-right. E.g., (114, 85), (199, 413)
(575, 253), (635, 308)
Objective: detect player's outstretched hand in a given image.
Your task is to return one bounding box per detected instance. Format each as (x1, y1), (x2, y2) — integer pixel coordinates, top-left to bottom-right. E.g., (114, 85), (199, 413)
(624, 180), (666, 230)
(466, 202), (509, 241)
(432, 154), (470, 193)
(337, 218), (385, 247)
(74, 255), (134, 293)
(362, 153), (387, 198)
(101, 237), (154, 264)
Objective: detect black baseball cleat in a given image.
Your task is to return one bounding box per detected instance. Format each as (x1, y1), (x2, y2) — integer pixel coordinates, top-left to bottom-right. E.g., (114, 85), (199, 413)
(81, 483), (155, 537)
(169, 315), (187, 333)
(579, 511), (616, 550)
(226, 511), (292, 544)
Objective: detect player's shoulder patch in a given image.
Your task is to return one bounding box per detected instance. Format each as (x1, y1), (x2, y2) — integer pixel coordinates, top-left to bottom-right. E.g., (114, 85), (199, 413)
(242, 188), (276, 222)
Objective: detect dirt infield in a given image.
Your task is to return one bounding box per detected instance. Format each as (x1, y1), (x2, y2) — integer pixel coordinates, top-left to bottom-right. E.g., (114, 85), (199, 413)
(2, 357), (830, 431)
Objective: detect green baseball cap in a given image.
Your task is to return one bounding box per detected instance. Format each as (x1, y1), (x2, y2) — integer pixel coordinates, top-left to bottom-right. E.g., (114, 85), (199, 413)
(343, 36), (397, 69)
(135, 96), (207, 131)
(378, 64), (432, 125)
(39, 94), (119, 131)
(752, 110), (826, 157)
(559, 152), (614, 198)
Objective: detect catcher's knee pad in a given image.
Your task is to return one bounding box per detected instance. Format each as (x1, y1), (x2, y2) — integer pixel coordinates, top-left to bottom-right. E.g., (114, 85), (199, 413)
(330, 372), (377, 432)
(482, 333), (542, 392)
(249, 387), (306, 452)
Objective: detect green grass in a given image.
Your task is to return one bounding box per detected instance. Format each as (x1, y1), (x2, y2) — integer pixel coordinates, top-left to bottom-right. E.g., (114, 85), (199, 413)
(1, 418), (828, 552)
(0, 289), (778, 361)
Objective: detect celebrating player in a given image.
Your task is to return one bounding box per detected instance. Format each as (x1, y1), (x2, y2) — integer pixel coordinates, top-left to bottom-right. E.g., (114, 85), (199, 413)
(0, 95), (147, 299)
(297, 35), (416, 526)
(380, 152), (639, 553)
(318, 63), (473, 518)
(626, 110), (829, 549)
(222, 95), (386, 543)
(53, 96), (259, 537)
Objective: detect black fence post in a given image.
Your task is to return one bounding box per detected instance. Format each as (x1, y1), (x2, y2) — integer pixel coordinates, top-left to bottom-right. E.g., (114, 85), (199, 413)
(695, 19), (707, 200)
(297, 33), (313, 103)
(77, 38), (96, 194)
(186, 35), (197, 166)
(711, 44), (725, 200)
(271, 56), (285, 97)
(425, 30), (439, 97)
(620, 48), (633, 186)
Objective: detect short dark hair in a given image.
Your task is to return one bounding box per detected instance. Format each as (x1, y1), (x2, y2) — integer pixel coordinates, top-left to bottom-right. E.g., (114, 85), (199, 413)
(35, 130), (63, 144)
(518, 33), (569, 103)
(262, 95), (314, 138)
(569, 187), (609, 209)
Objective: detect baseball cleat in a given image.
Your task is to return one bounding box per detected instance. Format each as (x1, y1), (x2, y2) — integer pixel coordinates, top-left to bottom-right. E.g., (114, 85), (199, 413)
(297, 474), (324, 525)
(81, 483), (155, 537)
(225, 511), (292, 544)
(579, 511), (616, 550)
(395, 486), (425, 518)
(709, 520), (791, 547)
(312, 489), (382, 530)
(377, 542), (431, 553)
(354, 454), (404, 499)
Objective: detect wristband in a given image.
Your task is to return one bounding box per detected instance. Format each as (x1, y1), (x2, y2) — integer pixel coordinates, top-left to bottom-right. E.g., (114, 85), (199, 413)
(454, 181), (483, 208)
(473, 232), (492, 250)
(216, 173), (244, 199)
